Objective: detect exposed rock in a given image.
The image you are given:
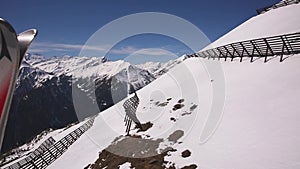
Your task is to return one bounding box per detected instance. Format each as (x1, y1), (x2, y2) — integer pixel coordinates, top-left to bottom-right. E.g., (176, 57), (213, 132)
(167, 130), (184, 142)
(137, 122), (153, 132)
(170, 117), (176, 122)
(181, 149), (191, 158)
(181, 111), (192, 116)
(181, 164), (198, 169)
(189, 104), (198, 111)
(172, 104), (184, 111)
(157, 102), (169, 107)
(178, 99), (184, 103)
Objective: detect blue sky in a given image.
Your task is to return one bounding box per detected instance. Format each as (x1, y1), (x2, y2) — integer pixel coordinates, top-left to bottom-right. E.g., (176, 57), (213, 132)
(1, 0), (278, 61)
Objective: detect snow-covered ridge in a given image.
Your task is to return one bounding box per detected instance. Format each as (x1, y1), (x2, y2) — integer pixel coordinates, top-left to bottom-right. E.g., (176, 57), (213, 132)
(25, 54), (118, 78)
(24, 53), (185, 82)
(202, 2), (300, 51)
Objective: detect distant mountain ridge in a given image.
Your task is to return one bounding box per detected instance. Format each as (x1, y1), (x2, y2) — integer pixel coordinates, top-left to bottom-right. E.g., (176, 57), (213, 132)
(2, 53), (185, 153)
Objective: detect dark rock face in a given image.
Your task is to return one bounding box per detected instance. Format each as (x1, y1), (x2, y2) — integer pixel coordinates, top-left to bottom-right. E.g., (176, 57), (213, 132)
(2, 73), (78, 153)
(1, 60), (156, 153)
(1, 74), (129, 153)
(95, 76), (128, 112)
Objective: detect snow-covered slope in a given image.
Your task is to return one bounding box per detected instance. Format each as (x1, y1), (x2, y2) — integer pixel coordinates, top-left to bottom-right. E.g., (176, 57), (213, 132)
(203, 2), (300, 50)
(46, 55), (300, 169)
(45, 3), (300, 169)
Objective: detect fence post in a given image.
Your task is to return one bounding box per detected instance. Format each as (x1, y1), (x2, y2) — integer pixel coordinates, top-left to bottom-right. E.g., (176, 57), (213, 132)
(263, 38), (274, 62)
(280, 36), (289, 62)
(216, 47), (224, 60)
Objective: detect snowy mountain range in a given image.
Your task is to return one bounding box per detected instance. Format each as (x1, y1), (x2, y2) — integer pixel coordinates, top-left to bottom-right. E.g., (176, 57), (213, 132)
(1, 54), (186, 153)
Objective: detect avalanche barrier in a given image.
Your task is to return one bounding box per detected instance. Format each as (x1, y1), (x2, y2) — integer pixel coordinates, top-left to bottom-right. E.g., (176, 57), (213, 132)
(188, 32), (300, 62)
(256, 0), (300, 15)
(3, 118), (94, 169)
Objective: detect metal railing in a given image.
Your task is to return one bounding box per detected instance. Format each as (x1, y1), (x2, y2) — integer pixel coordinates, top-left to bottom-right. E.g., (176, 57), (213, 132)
(1, 137), (55, 169)
(3, 118), (94, 169)
(188, 32), (300, 62)
(256, 0), (299, 14)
